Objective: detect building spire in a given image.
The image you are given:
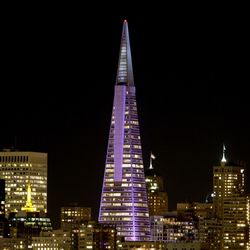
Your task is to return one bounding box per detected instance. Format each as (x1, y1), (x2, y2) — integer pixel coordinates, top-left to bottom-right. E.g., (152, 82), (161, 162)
(116, 20), (134, 86)
(221, 144), (227, 164)
(22, 183), (36, 212)
(149, 152), (156, 169)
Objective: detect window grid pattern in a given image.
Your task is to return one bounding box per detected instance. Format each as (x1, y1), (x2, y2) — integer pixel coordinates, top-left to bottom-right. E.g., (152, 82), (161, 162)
(99, 20), (150, 241)
(99, 86), (150, 241)
(0, 152), (47, 216)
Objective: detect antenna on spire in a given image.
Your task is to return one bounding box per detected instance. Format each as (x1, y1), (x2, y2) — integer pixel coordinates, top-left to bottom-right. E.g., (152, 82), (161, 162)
(221, 144), (227, 164)
(149, 152), (156, 169)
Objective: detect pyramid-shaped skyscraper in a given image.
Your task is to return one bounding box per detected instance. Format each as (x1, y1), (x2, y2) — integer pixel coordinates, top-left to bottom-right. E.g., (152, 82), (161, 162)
(98, 20), (150, 241)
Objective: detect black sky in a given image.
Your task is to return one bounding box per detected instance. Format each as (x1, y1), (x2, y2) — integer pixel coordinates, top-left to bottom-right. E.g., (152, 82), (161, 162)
(1, 4), (249, 228)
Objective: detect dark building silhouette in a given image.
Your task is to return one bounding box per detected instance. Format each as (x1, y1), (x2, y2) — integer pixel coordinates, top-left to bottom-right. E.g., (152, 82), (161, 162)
(0, 179), (5, 220)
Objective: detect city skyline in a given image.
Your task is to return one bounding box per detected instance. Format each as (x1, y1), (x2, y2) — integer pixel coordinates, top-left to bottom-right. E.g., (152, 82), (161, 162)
(1, 10), (249, 228)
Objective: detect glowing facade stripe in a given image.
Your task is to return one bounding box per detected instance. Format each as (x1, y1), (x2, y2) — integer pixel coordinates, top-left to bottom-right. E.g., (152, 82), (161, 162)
(114, 86), (126, 181)
(99, 20), (150, 241)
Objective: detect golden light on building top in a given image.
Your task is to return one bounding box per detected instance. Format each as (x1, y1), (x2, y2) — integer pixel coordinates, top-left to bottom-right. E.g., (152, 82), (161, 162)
(21, 183), (36, 212)
(221, 144), (227, 164)
(0, 150), (47, 215)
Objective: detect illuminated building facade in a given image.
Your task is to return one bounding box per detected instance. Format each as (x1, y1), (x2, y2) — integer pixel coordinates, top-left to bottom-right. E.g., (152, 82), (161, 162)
(61, 204), (91, 249)
(149, 216), (198, 243)
(61, 205), (91, 231)
(145, 154), (168, 216)
(247, 196), (250, 250)
(8, 210), (53, 248)
(198, 218), (222, 250)
(213, 147), (249, 249)
(98, 20), (150, 241)
(0, 179), (5, 220)
(78, 221), (117, 250)
(177, 202), (213, 221)
(0, 179), (5, 238)
(32, 230), (71, 250)
(1, 181), (52, 248)
(117, 241), (201, 250)
(0, 238), (26, 249)
(0, 150), (47, 216)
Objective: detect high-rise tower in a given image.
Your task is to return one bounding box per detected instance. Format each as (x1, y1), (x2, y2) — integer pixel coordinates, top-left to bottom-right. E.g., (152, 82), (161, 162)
(213, 146), (249, 249)
(98, 20), (150, 241)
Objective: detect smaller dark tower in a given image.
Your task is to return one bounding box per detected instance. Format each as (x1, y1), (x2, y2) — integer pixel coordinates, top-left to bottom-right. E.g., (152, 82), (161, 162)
(145, 153), (168, 216)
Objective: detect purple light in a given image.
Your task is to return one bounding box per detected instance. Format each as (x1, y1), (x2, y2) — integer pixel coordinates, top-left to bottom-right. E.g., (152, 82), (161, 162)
(98, 20), (150, 242)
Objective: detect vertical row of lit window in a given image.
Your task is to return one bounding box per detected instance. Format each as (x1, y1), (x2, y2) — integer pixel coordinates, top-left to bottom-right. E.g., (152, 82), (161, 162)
(117, 40), (127, 82)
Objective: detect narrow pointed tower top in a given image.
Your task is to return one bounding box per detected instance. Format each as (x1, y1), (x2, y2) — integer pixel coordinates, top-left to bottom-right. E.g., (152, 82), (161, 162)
(149, 152), (156, 169)
(116, 20), (134, 86)
(221, 144), (227, 165)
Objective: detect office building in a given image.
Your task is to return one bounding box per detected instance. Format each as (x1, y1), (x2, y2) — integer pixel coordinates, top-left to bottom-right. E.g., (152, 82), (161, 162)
(177, 202), (213, 221)
(0, 150), (47, 216)
(61, 204), (91, 231)
(0, 179), (6, 238)
(0, 179), (5, 220)
(7, 185), (52, 248)
(78, 221), (117, 249)
(149, 215), (198, 243)
(98, 20), (150, 241)
(61, 204), (91, 249)
(145, 153), (168, 216)
(32, 230), (71, 250)
(213, 146), (249, 249)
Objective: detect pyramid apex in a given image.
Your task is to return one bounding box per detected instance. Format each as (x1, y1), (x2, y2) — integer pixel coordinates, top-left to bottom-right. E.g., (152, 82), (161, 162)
(116, 19), (134, 86)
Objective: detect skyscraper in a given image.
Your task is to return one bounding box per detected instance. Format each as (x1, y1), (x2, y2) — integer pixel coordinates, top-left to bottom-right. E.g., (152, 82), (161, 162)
(98, 20), (150, 241)
(0, 179), (5, 220)
(145, 153), (168, 216)
(213, 146), (249, 249)
(0, 150), (47, 216)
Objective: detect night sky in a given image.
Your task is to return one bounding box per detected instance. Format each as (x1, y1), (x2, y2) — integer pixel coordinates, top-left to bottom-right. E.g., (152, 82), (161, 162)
(1, 5), (249, 228)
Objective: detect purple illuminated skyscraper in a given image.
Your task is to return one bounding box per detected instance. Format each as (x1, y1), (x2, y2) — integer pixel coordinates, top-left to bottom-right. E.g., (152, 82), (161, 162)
(98, 20), (150, 241)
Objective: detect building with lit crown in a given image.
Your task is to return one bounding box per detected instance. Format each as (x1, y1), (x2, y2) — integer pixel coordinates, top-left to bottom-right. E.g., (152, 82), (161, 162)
(98, 20), (150, 241)
(7, 183), (52, 248)
(145, 153), (168, 216)
(213, 146), (249, 249)
(0, 150), (47, 216)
